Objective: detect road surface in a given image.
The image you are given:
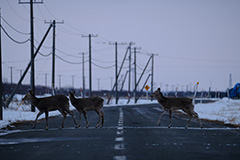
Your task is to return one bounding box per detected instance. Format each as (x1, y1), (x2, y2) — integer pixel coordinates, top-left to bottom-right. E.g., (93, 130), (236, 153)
(0, 103), (240, 160)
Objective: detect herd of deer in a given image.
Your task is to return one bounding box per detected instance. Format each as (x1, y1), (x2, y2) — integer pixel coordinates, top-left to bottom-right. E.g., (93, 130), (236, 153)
(21, 88), (202, 130)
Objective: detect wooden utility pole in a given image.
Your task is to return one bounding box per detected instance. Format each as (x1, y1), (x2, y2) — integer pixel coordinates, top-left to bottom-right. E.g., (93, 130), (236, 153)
(127, 42), (134, 103)
(109, 42), (127, 104)
(0, 8), (2, 120)
(8, 67), (14, 84)
(149, 53), (157, 101)
(133, 47), (141, 103)
(72, 75), (75, 89)
(45, 20), (64, 95)
(115, 42), (118, 104)
(58, 75), (61, 89)
(82, 34), (98, 97)
(82, 53), (86, 98)
(107, 46), (130, 104)
(19, 0), (43, 112)
(151, 54), (154, 100)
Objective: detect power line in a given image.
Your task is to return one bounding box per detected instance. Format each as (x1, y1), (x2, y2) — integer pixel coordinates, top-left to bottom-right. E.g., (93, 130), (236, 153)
(55, 48), (82, 58)
(157, 54), (239, 64)
(1, 16), (30, 35)
(6, 0), (29, 22)
(91, 57), (115, 64)
(0, 25), (30, 44)
(92, 61), (115, 69)
(43, 3), (88, 35)
(34, 45), (52, 57)
(55, 54), (88, 64)
(57, 38), (83, 51)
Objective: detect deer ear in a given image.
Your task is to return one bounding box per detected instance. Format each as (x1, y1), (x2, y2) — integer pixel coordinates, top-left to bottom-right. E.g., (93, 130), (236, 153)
(29, 90), (33, 94)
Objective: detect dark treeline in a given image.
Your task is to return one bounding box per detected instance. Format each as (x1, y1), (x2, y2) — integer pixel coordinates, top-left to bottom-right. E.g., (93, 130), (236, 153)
(2, 83), (227, 99)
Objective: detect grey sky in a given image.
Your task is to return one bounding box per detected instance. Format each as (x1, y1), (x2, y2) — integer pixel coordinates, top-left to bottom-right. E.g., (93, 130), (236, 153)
(1, 0), (240, 92)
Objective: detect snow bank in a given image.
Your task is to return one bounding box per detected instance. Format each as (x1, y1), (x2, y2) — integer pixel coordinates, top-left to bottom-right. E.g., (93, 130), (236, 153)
(195, 98), (240, 126)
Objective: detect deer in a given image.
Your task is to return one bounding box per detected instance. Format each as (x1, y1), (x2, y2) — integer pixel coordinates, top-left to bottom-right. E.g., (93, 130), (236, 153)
(22, 90), (78, 130)
(150, 88), (202, 129)
(69, 91), (104, 128)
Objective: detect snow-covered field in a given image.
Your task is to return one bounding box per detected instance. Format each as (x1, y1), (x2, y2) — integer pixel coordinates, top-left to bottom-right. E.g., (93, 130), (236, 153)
(0, 94), (240, 129)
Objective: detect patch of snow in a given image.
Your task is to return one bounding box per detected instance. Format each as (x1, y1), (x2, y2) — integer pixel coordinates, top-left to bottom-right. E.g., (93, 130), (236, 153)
(195, 98), (240, 126)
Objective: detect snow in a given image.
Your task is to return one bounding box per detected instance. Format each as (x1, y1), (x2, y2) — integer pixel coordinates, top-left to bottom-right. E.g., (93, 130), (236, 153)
(195, 98), (240, 126)
(0, 95), (240, 129)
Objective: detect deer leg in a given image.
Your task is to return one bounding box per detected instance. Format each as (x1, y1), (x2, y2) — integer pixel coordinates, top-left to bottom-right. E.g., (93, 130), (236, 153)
(193, 112), (203, 128)
(45, 111), (49, 130)
(101, 110), (104, 128)
(33, 111), (44, 129)
(83, 111), (89, 128)
(78, 112), (82, 127)
(158, 110), (167, 126)
(186, 115), (192, 129)
(65, 109), (78, 128)
(59, 110), (67, 129)
(95, 110), (101, 128)
(168, 110), (173, 128)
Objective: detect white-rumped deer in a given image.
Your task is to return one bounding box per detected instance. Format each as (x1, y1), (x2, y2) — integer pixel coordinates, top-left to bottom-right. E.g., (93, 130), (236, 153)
(22, 90), (78, 130)
(69, 91), (104, 128)
(150, 88), (202, 128)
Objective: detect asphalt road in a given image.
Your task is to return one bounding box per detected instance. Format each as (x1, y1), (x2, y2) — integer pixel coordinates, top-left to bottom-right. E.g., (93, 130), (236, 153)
(0, 103), (240, 160)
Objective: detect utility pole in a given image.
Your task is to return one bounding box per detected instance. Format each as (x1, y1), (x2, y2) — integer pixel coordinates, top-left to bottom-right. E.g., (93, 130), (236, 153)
(132, 55), (152, 103)
(82, 34), (98, 97)
(133, 47), (141, 103)
(229, 73), (232, 88)
(109, 42), (127, 104)
(151, 54), (154, 100)
(45, 73), (47, 87)
(8, 67), (14, 84)
(58, 75), (61, 89)
(115, 42), (118, 104)
(110, 77), (113, 90)
(107, 47), (130, 104)
(148, 53), (157, 101)
(72, 75), (75, 89)
(127, 42), (135, 102)
(97, 78), (100, 91)
(134, 47), (137, 103)
(82, 53), (86, 98)
(45, 20), (64, 95)
(128, 43), (132, 101)
(18, 69), (23, 77)
(19, 0), (43, 112)
(0, 8), (2, 120)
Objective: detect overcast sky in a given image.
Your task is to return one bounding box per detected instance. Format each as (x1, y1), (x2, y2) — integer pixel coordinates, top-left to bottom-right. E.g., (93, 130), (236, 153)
(1, 0), (240, 92)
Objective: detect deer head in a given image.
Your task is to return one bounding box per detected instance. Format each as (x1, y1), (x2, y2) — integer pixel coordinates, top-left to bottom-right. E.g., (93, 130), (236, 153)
(150, 88), (161, 98)
(69, 90), (76, 96)
(22, 90), (34, 101)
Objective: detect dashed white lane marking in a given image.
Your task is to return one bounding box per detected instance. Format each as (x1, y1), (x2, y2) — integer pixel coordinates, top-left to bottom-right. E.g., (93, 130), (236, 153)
(114, 143), (125, 150)
(113, 107), (126, 160)
(113, 156), (127, 160)
(116, 130), (124, 135)
(115, 137), (124, 142)
(117, 126), (123, 130)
